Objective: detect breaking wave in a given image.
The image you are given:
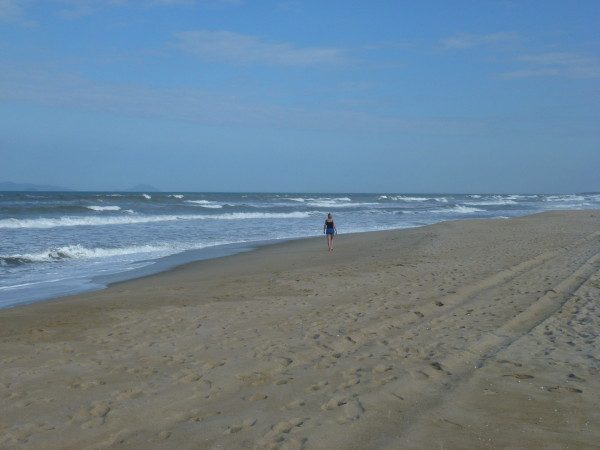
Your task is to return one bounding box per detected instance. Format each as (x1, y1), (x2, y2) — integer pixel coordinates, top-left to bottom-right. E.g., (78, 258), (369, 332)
(433, 205), (485, 214)
(0, 244), (178, 267)
(185, 200), (223, 209)
(86, 205), (121, 211)
(0, 212), (315, 229)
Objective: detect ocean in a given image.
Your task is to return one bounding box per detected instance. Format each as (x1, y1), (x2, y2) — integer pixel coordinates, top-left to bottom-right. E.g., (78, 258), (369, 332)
(1, 191), (599, 308)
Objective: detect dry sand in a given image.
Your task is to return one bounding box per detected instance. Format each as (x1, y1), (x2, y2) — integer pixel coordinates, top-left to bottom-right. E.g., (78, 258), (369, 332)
(1, 210), (600, 449)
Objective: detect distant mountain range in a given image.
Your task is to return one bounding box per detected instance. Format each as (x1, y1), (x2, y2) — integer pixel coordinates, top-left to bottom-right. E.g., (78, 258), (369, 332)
(0, 182), (161, 192)
(0, 181), (71, 191)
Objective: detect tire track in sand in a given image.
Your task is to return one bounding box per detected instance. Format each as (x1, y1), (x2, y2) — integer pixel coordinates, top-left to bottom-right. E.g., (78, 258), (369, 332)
(319, 233), (600, 449)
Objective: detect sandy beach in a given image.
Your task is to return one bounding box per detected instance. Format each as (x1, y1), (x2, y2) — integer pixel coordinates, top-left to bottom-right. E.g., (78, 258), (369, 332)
(1, 210), (600, 449)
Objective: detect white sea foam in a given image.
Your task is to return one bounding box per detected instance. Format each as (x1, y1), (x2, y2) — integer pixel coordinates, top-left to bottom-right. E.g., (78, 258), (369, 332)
(389, 196), (447, 202)
(86, 205), (121, 211)
(392, 196), (428, 201)
(0, 212), (314, 229)
(0, 244), (175, 265)
(306, 200), (377, 208)
(464, 200), (517, 206)
(504, 194), (537, 200)
(544, 195), (585, 202)
(286, 197), (360, 208)
(0, 279), (66, 290)
(169, 194), (184, 199)
(142, 194), (151, 199)
(433, 205), (484, 214)
(378, 195), (388, 199)
(185, 200), (223, 209)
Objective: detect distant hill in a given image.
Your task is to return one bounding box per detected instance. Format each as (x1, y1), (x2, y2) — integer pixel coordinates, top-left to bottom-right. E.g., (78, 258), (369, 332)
(0, 181), (71, 191)
(126, 184), (161, 192)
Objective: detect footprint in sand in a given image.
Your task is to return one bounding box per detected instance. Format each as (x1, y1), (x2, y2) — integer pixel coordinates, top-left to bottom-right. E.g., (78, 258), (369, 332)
(203, 361), (225, 370)
(547, 386), (583, 393)
(321, 396), (348, 411)
(373, 364), (392, 374)
(430, 362), (451, 374)
(496, 359), (523, 367)
(504, 373), (534, 380)
(71, 400), (111, 429)
(338, 377), (360, 389)
(193, 379), (213, 392)
(236, 371), (271, 386)
(413, 370), (430, 380)
(260, 435), (306, 450)
(158, 431), (171, 440)
(283, 399), (305, 410)
(69, 379), (106, 390)
(430, 362), (443, 371)
(272, 418), (304, 434)
(337, 400), (364, 424)
(246, 393), (268, 401)
(275, 357), (293, 367)
(375, 374), (398, 386)
(568, 373), (586, 382)
(225, 418), (256, 434)
(184, 409), (221, 423)
(306, 381), (328, 392)
(112, 388), (144, 401)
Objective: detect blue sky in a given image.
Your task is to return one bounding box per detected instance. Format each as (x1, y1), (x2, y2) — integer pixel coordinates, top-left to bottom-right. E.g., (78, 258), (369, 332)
(0, 0), (599, 192)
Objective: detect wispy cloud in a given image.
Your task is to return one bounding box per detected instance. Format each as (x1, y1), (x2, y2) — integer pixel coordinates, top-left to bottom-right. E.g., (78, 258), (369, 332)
(174, 30), (347, 66)
(0, 62), (485, 134)
(502, 52), (600, 79)
(440, 32), (518, 49)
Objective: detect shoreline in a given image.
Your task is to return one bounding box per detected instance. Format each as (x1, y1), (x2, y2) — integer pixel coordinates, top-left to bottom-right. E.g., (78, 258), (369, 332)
(1, 222), (425, 310)
(4, 190), (600, 309)
(0, 212), (532, 310)
(0, 238), (285, 310)
(1, 210), (600, 448)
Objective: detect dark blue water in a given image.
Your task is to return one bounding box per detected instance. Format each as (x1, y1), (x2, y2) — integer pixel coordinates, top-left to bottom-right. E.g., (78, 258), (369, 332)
(1, 191), (599, 307)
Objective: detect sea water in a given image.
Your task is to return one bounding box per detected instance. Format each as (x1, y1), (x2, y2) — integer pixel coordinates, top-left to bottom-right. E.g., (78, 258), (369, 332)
(1, 191), (599, 307)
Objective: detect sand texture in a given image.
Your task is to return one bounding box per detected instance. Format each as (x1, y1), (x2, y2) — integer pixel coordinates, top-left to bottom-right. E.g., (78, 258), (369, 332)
(1, 211), (600, 449)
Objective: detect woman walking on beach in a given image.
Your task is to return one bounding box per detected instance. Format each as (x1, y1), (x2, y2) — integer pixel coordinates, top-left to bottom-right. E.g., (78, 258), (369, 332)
(323, 213), (337, 252)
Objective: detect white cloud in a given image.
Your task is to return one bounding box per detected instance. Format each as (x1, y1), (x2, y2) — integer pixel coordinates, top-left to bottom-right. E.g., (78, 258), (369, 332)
(440, 32), (518, 49)
(174, 30), (347, 66)
(502, 52), (600, 79)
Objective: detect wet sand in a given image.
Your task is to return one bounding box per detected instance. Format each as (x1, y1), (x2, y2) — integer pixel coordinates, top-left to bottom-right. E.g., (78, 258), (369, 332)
(1, 210), (600, 449)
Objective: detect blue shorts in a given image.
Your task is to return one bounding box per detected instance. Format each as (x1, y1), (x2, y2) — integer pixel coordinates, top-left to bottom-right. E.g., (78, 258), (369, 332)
(326, 228), (335, 235)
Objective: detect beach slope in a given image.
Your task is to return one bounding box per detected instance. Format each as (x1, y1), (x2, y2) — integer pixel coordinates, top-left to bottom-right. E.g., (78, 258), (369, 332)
(1, 211), (600, 448)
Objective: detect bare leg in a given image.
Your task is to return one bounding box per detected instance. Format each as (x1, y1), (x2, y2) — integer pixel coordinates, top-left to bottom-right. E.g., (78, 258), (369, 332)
(330, 235), (334, 251)
(327, 234), (333, 251)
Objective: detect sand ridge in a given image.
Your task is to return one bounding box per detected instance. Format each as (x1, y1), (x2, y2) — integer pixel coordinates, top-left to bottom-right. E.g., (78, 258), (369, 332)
(1, 211), (600, 449)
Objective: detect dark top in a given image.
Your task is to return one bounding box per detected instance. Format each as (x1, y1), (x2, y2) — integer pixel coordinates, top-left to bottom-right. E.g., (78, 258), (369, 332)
(325, 220), (334, 229)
